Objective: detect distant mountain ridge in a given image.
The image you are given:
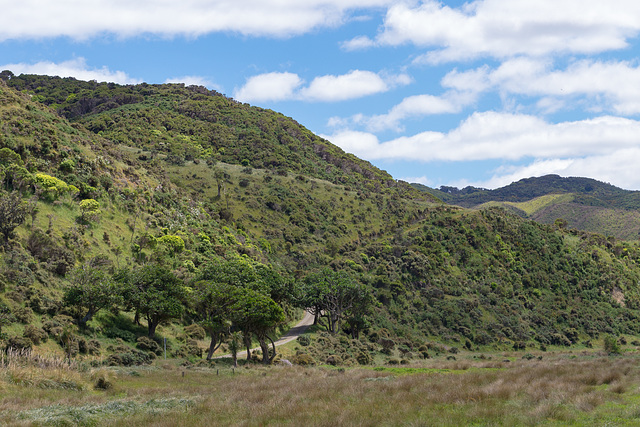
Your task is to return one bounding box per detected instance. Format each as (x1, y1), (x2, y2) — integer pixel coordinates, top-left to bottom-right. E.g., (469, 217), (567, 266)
(413, 175), (640, 239)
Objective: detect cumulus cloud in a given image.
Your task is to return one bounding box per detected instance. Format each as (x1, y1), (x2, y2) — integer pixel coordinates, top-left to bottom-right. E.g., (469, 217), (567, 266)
(234, 69), (409, 103)
(233, 72), (303, 103)
(443, 58), (640, 115)
(0, 58), (141, 84)
(0, 0), (394, 41)
(351, 0), (640, 61)
(354, 90), (478, 131)
(324, 111), (640, 162)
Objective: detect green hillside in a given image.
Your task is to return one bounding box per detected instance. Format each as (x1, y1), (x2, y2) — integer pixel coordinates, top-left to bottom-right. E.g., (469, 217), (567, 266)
(3, 75), (640, 368)
(414, 176), (640, 239)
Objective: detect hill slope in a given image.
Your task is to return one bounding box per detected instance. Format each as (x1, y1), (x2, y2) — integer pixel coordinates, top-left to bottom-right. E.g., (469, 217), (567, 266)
(414, 175), (640, 239)
(3, 76), (640, 364)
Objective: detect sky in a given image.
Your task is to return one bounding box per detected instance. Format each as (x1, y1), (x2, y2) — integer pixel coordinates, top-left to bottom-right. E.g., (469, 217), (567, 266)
(3, 1), (640, 190)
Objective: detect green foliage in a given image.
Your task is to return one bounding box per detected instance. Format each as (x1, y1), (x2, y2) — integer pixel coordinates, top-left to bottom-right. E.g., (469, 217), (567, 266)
(117, 265), (187, 337)
(603, 335), (622, 355)
(0, 191), (26, 244)
(63, 263), (122, 326)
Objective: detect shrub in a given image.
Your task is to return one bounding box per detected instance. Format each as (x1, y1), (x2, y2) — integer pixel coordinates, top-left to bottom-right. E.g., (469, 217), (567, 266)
(91, 369), (114, 390)
(292, 353), (315, 366)
(604, 335), (622, 355)
(173, 339), (202, 359)
(13, 306), (34, 324)
(297, 335), (311, 347)
(6, 335), (33, 352)
(106, 347), (153, 366)
(23, 325), (48, 345)
(326, 355), (342, 366)
(388, 358), (400, 365)
(136, 336), (163, 355)
(86, 339), (101, 356)
(183, 324), (206, 341)
(356, 351), (372, 365)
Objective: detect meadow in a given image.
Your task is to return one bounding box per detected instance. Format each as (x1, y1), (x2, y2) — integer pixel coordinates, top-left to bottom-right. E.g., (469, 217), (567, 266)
(3, 348), (640, 426)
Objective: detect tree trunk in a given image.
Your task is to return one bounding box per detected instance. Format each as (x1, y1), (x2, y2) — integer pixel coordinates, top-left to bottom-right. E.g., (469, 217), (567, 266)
(148, 317), (158, 337)
(258, 337), (270, 365)
(244, 334), (252, 362)
(80, 308), (96, 326)
(206, 334), (219, 360)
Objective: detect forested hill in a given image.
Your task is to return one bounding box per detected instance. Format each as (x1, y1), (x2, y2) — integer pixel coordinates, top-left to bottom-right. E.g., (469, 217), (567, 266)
(4, 74), (640, 366)
(414, 175), (640, 208)
(413, 175), (640, 240)
(4, 73), (432, 202)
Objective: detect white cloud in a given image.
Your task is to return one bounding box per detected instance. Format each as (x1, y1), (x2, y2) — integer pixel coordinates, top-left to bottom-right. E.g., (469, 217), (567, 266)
(164, 75), (220, 91)
(234, 72), (303, 103)
(358, 0), (640, 61)
(234, 69), (409, 103)
(324, 111), (640, 162)
(0, 58), (141, 84)
(443, 58), (640, 115)
(300, 70), (388, 102)
(362, 91), (477, 131)
(0, 0), (394, 41)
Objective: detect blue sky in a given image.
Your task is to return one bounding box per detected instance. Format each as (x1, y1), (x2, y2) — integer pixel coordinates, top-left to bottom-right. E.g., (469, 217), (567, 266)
(3, 1), (640, 190)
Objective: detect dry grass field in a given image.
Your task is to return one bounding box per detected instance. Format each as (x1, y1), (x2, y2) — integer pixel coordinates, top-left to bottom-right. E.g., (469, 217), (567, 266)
(3, 349), (640, 426)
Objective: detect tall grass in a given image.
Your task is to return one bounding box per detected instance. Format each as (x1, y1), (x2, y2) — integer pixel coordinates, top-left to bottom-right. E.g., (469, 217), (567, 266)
(2, 353), (640, 426)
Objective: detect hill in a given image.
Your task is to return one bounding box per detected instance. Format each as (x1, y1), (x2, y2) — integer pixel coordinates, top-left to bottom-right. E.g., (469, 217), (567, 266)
(414, 175), (640, 239)
(3, 75), (640, 367)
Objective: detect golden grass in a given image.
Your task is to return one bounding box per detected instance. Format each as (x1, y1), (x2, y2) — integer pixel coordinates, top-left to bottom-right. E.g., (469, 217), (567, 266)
(2, 352), (640, 426)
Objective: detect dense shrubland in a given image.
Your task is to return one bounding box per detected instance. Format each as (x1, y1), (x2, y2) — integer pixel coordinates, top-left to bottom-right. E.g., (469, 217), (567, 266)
(2, 75), (640, 368)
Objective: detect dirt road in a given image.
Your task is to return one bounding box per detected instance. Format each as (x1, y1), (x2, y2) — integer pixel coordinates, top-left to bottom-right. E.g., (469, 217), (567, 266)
(215, 310), (315, 359)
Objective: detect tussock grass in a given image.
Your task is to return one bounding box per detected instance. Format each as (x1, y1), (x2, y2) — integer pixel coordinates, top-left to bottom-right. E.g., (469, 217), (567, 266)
(2, 353), (640, 425)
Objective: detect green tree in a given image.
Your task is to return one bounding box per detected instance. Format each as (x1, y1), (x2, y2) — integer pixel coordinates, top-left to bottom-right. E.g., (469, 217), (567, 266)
(228, 331), (242, 368)
(0, 191), (26, 245)
(298, 268), (372, 335)
(191, 281), (239, 360)
(63, 263), (122, 327)
(119, 265), (187, 337)
(231, 288), (285, 365)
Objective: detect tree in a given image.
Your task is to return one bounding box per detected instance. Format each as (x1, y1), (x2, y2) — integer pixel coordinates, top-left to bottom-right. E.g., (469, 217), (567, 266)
(0, 191), (26, 245)
(63, 263), (122, 327)
(231, 288), (285, 365)
(298, 268), (372, 335)
(191, 281), (239, 360)
(119, 265), (187, 337)
(228, 331), (242, 368)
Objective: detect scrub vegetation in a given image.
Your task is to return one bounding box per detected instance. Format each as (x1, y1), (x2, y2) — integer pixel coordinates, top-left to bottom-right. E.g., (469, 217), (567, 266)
(3, 73), (640, 424)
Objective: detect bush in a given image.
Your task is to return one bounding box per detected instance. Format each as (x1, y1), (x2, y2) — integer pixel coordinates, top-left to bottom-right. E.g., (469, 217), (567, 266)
(107, 348), (153, 366)
(136, 336), (163, 355)
(91, 369), (114, 390)
(23, 325), (47, 345)
(13, 306), (34, 324)
(183, 324), (206, 341)
(356, 351), (372, 365)
(388, 358), (400, 365)
(297, 335), (311, 347)
(6, 335), (33, 352)
(173, 339), (202, 359)
(604, 335), (622, 355)
(326, 355), (342, 366)
(292, 353), (315, 366)
(87, 339), (101, 356)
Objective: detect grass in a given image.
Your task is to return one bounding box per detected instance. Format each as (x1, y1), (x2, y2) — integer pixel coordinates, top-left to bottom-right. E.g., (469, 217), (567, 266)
(3, 350), (640, 425)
